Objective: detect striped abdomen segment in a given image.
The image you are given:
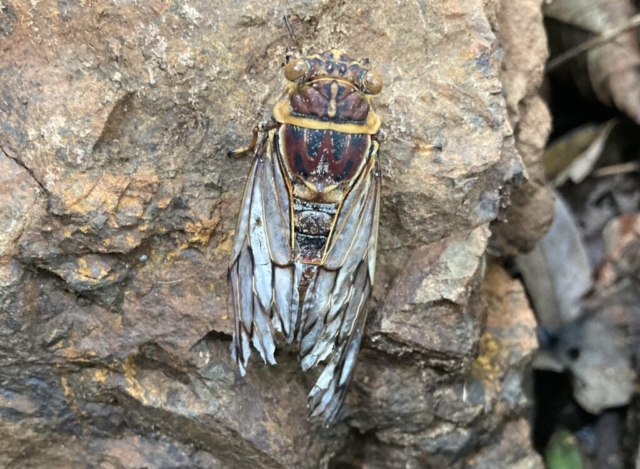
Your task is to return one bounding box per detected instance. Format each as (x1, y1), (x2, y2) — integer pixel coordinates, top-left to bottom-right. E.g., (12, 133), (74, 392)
(293, 198), (337, 264)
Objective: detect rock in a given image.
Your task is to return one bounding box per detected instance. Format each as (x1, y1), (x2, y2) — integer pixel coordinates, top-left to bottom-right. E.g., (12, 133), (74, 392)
(464, 419), (543, 469)
(370, 226), (490, 369)
(490, 0), (555, 255)
(0, 0), (548, 467)
(0, 149), (40, 259)
(332, 263), (541, 467)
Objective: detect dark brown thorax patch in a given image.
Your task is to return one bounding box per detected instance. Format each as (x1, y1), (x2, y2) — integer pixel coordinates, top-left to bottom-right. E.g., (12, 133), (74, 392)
(279, 124), (371, 185)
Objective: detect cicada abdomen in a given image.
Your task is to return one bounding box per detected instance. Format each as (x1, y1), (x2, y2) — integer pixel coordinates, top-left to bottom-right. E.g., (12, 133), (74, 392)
(229, 50), (382, 424)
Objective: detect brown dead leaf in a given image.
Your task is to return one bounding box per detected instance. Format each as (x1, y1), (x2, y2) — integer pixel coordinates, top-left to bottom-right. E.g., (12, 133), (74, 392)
(517, 193), (592, 327)
(543, 119), (619, 185)
(544, 0), (640, 123)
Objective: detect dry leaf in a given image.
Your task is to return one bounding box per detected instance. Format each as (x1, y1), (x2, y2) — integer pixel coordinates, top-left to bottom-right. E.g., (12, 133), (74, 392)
(517, 193), (592, 328)
(545, 0), (640, 123)
(538, 315), (634, 413)
(558, 160), (640, 267)
(543, 119), (619, 185)
(518, 195), (634, 412)
(585, 214), (640, 370)
(524, 211), (638, 413)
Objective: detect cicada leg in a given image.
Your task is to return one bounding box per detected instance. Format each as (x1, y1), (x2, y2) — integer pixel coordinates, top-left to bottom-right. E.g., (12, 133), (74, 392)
(227, 119), (279, 158)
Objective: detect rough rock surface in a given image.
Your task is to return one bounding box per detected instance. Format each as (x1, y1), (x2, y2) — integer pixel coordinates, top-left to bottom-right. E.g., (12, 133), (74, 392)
(337, 262), (541, 468)
(0, 0), (546, 467)
(490, 0), (555, 255)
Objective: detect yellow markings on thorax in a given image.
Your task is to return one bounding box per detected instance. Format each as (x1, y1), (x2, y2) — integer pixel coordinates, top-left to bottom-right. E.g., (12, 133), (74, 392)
(327, 81), (339, 118)
(294, 180), (343, 203)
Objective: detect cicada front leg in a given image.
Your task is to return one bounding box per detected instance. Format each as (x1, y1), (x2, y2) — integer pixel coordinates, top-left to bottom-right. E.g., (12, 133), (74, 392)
(227, 119), (279, 158)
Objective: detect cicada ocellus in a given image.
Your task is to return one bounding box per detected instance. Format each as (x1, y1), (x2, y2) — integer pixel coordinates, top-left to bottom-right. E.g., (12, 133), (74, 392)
(229, 49), (382, 424)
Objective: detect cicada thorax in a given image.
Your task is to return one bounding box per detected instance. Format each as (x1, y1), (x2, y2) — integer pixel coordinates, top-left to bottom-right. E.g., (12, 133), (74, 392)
(277, 124), (372, 264)
(273, 50), (382, 266)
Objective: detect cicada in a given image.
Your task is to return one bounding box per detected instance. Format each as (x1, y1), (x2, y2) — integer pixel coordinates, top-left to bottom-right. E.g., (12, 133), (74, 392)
(229, 49), (382, 424)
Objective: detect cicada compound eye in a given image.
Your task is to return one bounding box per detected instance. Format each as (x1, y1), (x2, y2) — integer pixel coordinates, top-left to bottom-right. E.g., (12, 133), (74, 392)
(284, 58), (309, 82)
(363, 71), (383, 95)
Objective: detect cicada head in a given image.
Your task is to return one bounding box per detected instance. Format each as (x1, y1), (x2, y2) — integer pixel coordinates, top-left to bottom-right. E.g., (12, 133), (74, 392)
(283, 50), (382, 95)
(274, 50), (382, 134)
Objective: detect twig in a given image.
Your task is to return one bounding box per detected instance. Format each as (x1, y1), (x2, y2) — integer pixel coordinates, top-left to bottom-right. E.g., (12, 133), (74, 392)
(546, 13), (640, 72)
(593, 161), (640, 177)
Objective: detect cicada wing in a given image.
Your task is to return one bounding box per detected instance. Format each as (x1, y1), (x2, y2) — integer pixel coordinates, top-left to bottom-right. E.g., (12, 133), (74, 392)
(308, 270), (372, 423)
(301, 147), (381, 424)
(229, 131), (296, 375)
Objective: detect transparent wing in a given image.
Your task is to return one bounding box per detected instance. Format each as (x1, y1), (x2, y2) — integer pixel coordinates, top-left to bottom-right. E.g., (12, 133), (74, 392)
(229, 131), (298, 375)
(299, 145), (381, 424)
